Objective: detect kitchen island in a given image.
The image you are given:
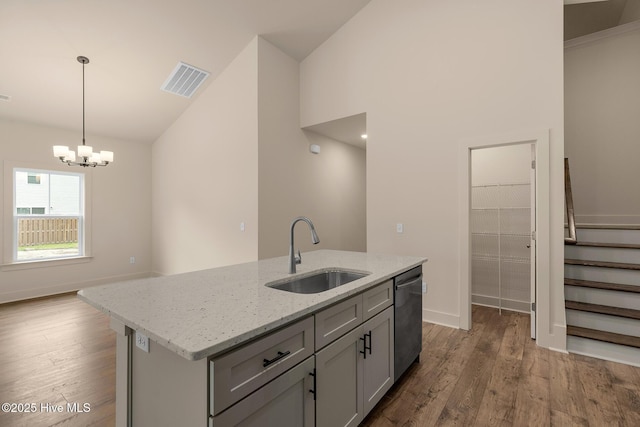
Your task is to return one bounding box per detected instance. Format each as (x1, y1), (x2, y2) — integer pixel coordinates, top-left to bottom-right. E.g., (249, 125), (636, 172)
(79, 250), (426, 427)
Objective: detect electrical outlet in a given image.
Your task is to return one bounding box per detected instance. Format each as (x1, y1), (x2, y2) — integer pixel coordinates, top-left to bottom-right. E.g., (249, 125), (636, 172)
(422, 281), (427, 293)
(240, 222), (245, 232)
(130, 256), (135, 264)
(135, 332), (149, 353)
(396, 223), (404, 233)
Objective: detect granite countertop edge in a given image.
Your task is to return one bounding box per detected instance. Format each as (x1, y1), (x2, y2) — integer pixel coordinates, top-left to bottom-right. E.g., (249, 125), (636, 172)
(78, 250), (427, 361)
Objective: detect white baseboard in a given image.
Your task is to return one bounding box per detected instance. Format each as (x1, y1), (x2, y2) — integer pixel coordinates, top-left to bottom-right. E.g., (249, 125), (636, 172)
(0, 271), (153, 304)
(547, 323), (568, 353)
(423, 308), (459, 329)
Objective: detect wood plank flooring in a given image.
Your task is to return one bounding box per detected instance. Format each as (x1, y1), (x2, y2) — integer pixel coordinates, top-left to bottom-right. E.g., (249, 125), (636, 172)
(0, 293), (115, 427)
(362, 305), (640, 427)
(1, 295), (640, 426)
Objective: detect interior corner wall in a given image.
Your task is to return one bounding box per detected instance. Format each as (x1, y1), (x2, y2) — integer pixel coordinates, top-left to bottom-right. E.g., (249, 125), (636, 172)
(257, 37), (366, 259)
(300, 0), (565, 345)
(0, 118), (152, 303)
(565, 27), (640, 225)
(151, 39), (259, 276)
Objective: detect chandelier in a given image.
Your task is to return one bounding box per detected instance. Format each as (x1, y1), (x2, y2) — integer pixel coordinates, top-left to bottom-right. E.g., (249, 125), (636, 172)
(53, 56), (113, 167)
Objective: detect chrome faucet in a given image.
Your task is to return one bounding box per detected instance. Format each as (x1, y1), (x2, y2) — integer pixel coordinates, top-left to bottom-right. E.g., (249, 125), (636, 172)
(289, 216), (320, 274)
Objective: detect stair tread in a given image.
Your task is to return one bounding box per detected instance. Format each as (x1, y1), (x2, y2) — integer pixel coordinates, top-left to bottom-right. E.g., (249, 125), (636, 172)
(565, 300), (640, 320)
(564, 259), (640, 270)
(565, 278), (640, 294)
(575, 241), (640, 250)
(567, 325), (640, 349)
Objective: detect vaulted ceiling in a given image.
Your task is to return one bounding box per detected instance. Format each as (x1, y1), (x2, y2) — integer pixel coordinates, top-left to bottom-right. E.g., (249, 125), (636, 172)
(0, 0), (371, 143)
(1, 1), (637, 146)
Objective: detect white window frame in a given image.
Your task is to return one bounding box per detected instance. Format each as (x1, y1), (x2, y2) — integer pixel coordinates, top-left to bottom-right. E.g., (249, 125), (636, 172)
(2, 160), (93, 270)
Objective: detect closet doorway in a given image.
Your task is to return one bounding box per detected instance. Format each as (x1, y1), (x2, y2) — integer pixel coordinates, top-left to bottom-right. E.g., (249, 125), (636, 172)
(470, 143), (536, 339)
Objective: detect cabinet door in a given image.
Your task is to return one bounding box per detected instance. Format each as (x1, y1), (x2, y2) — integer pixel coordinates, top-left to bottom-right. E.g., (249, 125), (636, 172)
(211, 356), (315, 427)
(362, 306), (394, 415)
(316, 326), (364, 427)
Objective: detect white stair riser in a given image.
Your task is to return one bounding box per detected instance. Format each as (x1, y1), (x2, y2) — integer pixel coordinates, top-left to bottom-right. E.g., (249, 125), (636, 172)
(565, 245), (640, 264)
(566, 310), (640, 338)
(567, 336), (640, 367)
(565, 265), (640, 286)
(575, 228), (640, 245)
(564, 285), (640, 310)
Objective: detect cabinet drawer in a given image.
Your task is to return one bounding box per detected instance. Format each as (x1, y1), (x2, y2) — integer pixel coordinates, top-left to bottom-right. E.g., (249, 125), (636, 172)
(211, 356), (315, 427)
(315, 294), (363, 350)
(362, 280), (393, 321)
(210, 316), (314, 416)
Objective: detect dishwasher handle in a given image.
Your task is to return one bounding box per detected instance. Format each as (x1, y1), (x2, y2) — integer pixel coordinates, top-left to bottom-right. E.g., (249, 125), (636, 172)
(395, 277), (422, 291)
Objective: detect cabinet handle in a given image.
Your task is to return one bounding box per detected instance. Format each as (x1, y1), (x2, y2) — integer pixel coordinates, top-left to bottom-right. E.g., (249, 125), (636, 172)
(309, 370), (316, 400)
(360, 332), (371, 359)
(263, 350), (290, 367)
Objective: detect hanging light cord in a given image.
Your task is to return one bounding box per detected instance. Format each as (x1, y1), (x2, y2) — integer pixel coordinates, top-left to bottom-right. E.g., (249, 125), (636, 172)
(82, 58), (86, 146)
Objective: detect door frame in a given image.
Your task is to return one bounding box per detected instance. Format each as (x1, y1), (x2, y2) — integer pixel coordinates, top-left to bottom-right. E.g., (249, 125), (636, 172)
(458, 129), (550, 341)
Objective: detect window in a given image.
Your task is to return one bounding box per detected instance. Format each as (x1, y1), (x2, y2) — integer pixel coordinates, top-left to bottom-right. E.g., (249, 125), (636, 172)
(13, 168), (84, 262)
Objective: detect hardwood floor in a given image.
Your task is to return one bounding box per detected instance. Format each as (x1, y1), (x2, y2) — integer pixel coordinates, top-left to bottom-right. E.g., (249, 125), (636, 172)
(0, 293), (115, 427)
(1, 296), (639, 426)
(362, 305), (640, 427)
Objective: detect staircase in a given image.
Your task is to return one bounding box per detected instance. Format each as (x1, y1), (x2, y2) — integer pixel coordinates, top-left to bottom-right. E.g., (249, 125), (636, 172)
(564, 226), (640, 367)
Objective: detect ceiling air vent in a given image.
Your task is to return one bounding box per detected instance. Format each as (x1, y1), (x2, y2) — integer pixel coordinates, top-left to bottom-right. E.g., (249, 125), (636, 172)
(161, 62), (210, 98)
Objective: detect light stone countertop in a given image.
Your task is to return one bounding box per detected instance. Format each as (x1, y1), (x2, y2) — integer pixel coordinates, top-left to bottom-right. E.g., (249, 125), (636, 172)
(78, 250), (427, 361)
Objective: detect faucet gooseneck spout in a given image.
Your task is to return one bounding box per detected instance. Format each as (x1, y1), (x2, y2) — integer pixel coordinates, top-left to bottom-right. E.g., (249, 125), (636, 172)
(289, 216), (320, 274)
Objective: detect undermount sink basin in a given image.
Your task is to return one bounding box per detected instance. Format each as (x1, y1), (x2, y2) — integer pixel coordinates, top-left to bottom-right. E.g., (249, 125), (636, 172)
(267, 269), (370, 294)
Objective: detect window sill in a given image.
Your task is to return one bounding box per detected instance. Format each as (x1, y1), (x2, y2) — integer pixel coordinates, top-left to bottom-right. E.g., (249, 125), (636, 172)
(1, 256), (93, 271)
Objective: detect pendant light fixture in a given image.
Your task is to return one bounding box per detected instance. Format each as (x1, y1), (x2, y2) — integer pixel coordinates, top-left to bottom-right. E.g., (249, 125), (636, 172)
(53, 56), (113, 167)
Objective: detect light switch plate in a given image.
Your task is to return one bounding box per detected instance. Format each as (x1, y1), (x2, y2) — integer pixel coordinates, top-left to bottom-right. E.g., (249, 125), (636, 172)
(396, 223), (403, 233)
(136, 332), (149, 352)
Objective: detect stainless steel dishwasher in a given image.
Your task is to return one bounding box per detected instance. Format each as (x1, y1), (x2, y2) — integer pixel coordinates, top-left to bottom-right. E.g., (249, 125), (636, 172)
(394, 265), (423, 381)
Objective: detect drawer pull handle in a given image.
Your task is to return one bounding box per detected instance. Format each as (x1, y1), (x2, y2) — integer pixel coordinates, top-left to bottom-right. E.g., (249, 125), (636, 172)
(263, 350), (291, 367)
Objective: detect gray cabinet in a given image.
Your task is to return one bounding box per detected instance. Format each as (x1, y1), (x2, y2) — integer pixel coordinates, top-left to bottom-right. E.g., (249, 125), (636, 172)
(210, 316), (314, 416)
(315, 306), (394, 427)
(316, 326), (364, 427)
(362, 306), (394, 414)
(315, 294), (363, 350)
(211, 356), (315, 427)
(210, 280), (397, 427)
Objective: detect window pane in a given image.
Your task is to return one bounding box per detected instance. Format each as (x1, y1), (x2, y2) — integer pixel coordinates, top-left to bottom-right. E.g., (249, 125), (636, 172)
(50, 174), (81, 215)
(14, 169), (83, 262)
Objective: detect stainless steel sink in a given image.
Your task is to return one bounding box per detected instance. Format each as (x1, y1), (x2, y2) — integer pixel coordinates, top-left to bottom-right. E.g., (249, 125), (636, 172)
(267, 269), (370, 294)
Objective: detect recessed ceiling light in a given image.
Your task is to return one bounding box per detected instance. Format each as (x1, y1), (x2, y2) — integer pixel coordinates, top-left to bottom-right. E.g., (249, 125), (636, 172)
(361, 134), (367, 139)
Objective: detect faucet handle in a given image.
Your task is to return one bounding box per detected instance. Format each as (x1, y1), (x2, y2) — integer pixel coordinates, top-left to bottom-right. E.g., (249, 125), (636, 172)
(295, 249), (302, 264)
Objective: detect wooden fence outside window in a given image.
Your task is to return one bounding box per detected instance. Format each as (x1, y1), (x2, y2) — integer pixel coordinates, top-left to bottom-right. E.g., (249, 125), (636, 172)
(18, 217), (79, 247)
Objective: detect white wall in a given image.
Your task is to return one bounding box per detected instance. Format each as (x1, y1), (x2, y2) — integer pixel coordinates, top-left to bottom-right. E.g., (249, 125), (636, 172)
(257, 38), (366, 259)
(565, 26), (640, 225)
(151, 37), (367, 275)
(151, 39), (260, 276)
(0, 118), (152, 303)
(472, 144), (532, 186)
(300, 0), (565, 349)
